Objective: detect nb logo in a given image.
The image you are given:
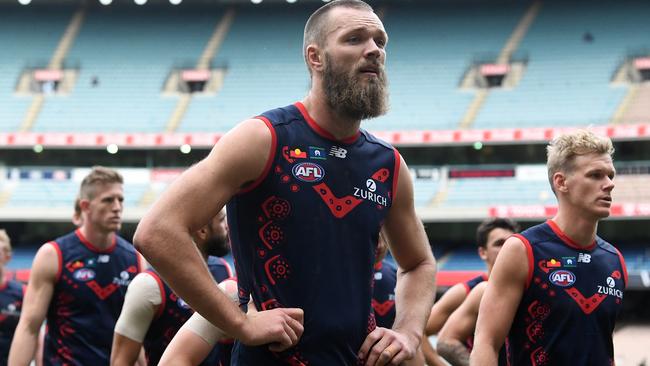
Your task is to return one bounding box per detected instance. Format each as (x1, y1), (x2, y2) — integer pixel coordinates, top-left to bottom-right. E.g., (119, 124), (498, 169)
(578, 253), (591, 263)
(329, 146), (347, 159)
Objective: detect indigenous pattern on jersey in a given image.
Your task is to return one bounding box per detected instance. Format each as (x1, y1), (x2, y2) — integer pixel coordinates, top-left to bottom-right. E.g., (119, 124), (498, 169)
(462, 273), (487, 295)
(227, 102), (399, 365)
(0, 280), (24, 365)
(372, 260), (397, 329)
(507, 220), (627, 366)
(143, 260), (233, 366)
(43, 230), (140, 366)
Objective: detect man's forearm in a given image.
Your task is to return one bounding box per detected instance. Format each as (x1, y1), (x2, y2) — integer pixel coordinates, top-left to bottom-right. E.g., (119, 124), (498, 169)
(421, 336), (448, 366)
(8, 324), (38, 366)
(437, 339), (470, 366)
(392, 260), (437, 341)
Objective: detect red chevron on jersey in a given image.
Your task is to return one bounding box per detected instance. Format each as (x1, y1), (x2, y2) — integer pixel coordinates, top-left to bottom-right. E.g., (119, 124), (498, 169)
(564, 287), (607, 315)
(371, 168), (390, 183)
(371, 299), (395, 317)
(258, 221), (285, 250)
(86, 281), (120, 300)
(264, 255), (291, 285)
(530, 346), (549, 366)
(261, 298), (283, 310)
(313, 183), (362, 218)
(262, 196), (291, 220)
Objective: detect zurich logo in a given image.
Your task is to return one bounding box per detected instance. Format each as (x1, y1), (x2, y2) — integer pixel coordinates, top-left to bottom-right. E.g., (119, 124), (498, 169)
(292, 162), (325, 183)
(366, 179), (377, 192)
(549, 270), (576, 287)
(73, 268), (96, 282)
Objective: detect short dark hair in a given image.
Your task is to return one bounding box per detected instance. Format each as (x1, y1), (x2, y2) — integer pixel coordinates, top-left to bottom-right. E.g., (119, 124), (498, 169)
(476, 218), (520, 248)
(303, 0), (374, 69)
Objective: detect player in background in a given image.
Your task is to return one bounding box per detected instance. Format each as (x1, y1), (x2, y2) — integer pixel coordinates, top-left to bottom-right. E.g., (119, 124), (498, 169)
(471, 130), (627, 366)
(422, 218), (518, 366)
(111, 209), (233, 366)
(0, 230), (25, 366)
(9, 166), (144, 366)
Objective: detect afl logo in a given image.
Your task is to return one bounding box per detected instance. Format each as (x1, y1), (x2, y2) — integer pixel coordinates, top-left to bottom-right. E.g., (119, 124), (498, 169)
(549, 270), (576, 287)
(73, 268), (96, 282)
(292, 162), (324, 182)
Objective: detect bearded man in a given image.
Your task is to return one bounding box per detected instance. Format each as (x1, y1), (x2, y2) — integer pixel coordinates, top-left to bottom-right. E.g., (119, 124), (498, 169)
(133, 1), (437, 365)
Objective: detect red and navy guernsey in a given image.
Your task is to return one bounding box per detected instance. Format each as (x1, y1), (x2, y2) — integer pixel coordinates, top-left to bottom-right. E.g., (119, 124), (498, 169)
(0, 279), (24, 365)
(371, 260), (397, 329)
(462, 273), (487, 295)
(43, 229), (141, 366)
(227, 102), (399, 365)
(143, 258), (234, 366)
(507, 220), (627, 366)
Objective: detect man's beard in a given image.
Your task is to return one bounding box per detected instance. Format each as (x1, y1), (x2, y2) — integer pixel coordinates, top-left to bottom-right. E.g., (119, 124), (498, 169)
(322, 53), (389, 121)
(203, 235), (230, 257)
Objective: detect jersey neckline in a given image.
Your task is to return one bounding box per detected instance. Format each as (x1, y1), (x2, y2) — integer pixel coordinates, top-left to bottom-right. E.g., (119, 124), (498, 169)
(75, 229), (117, 254)
(546, 219), (597, 251)
(294, 102), (361, 145)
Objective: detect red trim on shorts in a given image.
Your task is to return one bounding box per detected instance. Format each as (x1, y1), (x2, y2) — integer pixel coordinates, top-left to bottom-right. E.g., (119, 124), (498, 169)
(614, 247), (629, 289)
(391, 149), (401, 203)
(219, 257), (234, 278)
(49, 241), (63, 283)
(546, 220), (596, 251)
(294, 102), (360, 144)
(75, 229), (117, 253)
(145, 270), (166, 319)
(513, 234), (534, 290)
(239, 117), (277, 194)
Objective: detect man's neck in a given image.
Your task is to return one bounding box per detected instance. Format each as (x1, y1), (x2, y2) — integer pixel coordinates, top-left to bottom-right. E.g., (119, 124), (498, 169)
(552, 206), (598, 248)
(302, 93), (361, 141)
(0, 267), (5, 287)
(79, 226), (114, 250)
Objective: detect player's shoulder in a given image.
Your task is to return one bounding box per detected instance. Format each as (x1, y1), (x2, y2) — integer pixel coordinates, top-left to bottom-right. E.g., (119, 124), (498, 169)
(360, 128), (395, 151)
(114, 235), (137, 253)
(595, 236), (620, 257)
(256, 103), (303, 127)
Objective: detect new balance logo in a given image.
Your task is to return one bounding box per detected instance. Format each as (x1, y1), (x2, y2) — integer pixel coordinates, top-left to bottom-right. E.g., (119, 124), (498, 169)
(329, 146), (347, 159)
(578, 253), (591, 263)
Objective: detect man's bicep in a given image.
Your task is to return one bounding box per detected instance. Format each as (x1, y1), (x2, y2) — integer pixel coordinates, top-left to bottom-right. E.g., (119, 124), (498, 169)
(114, 273), (160, 343)
(439, 284), (485, 342)
(474, 239), (528, 347)
(146, 118), (273, 231)
(426, 285), (467, 335)
(21, 244), (59, 328)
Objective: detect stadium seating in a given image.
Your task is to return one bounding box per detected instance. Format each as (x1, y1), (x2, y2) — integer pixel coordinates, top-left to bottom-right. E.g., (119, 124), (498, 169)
(0, 4), (73, 132)
(474, 0), (650, 128)
(35, 4), (221, 132)
(372, 2), (527, 131)
(180, 6), (313, 132)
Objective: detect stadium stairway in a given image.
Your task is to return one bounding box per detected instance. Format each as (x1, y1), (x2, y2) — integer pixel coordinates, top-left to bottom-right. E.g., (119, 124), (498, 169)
(611, 83), (650, 124)
(458, 1), (541, 129)
(166, 8), (236, 132)
(20, 6), (86, 132)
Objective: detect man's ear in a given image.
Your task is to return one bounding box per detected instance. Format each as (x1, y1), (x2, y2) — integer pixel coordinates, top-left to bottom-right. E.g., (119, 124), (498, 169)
(79, 199), (91, 211)
(477, 246), (487, 261)
(195, 226), (208, 242)
(306, 45), (324, 72)
(553, 172), (569, 193)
